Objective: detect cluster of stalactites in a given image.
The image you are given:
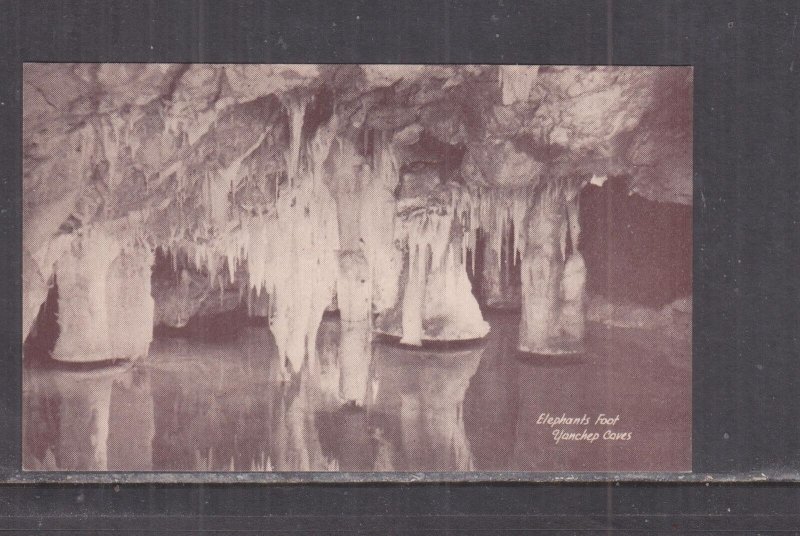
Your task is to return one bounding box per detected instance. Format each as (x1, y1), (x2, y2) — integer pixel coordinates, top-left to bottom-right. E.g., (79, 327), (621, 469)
(454, 185), (532, 269)
(204, 100), (342, 375)
(450, 178), (588, 315)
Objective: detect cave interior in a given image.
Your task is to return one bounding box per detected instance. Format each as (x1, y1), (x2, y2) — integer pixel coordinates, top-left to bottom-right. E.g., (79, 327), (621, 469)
(22, 64), (693, 371)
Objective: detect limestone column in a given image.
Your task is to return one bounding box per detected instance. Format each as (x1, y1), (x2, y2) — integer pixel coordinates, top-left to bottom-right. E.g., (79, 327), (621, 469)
(52, 230), (155, 362)
(52, 230), (121, 362)
(560, 193), (586, 350)
(330, 143), (372, 324)
(518, 184), (587, 354)
(518, 185), (566, 354)
(106, 245), (155, 359)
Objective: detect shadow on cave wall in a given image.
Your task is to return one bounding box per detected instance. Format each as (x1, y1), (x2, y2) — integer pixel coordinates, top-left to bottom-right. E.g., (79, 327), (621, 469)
(579, 176), (692, 308)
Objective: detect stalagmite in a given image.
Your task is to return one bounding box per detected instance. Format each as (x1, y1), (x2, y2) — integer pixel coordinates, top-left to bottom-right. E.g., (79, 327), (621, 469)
(376, 189), (490, 344)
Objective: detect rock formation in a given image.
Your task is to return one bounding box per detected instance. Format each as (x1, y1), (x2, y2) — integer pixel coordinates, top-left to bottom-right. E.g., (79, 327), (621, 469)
(23, 64), (692, 362)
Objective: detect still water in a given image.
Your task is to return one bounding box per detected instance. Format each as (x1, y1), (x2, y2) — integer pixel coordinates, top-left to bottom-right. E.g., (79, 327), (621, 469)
(23, 312), (691, 473)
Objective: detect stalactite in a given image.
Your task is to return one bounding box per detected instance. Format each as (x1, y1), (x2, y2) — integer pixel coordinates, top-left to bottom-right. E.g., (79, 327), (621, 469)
(286, 98), (307, 185)
(464, 186), (531, 309)
(234, 109), (341, 375)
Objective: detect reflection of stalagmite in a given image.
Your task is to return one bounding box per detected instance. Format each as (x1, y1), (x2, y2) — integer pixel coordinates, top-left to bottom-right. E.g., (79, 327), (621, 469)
(369, 341), (484, 471)
(315, 316), (372, 407)
(49, 365), (128, 470)
(52, 230), (121, 362)
(107, 365), (155, 471)
(339, 321), (372, 405)
(518, 183), (586, 354)
(270, 362), (337, 471)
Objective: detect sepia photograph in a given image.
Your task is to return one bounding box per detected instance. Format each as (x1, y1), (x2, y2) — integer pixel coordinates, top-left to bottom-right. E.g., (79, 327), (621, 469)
(22, 64), (692, 473)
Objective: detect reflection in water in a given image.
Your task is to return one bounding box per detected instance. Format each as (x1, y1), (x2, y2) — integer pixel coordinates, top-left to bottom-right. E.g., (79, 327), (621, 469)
(367, 342), (484, 471)
(23, 312), (690, 472)
(23, 361), (153, 471)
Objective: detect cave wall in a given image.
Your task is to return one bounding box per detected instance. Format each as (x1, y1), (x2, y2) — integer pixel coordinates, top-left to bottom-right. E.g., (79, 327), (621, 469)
(579, 177), (693, 307)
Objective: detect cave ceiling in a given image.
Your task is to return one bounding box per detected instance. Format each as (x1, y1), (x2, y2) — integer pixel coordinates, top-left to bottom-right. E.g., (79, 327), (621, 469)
(23, 64), (692, 254)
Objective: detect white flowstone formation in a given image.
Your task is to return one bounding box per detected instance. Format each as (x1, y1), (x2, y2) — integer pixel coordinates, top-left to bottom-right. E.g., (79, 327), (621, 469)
(46, 229), (155, 363)
(404, 203), (487, 344)
(51, 230), (120, 362)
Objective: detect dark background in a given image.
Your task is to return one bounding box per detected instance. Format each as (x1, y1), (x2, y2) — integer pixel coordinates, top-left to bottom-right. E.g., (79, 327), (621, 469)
(1, 0), (798, 532)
